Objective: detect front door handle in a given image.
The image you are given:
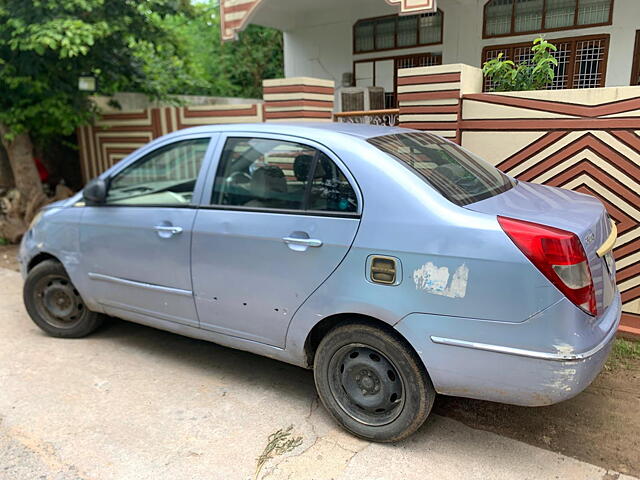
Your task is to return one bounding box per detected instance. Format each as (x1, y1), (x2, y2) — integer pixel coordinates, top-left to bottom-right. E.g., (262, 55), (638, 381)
(154, 225), (183, 237)
(282, 237), (323, 248)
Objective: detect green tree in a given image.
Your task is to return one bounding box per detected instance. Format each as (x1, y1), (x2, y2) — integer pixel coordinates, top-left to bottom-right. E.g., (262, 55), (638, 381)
(482, 37), (558, 92)
(0, 0), (198, 198)
(164, 1), (283, 99)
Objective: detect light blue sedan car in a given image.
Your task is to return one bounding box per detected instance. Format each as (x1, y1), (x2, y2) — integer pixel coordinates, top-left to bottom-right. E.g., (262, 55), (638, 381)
(20, 123), (621, 442)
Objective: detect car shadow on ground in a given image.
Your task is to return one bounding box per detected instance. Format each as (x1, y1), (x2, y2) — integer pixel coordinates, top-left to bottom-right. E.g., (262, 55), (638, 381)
(93, 316), (317, 403)
(91, 316), (639, 477)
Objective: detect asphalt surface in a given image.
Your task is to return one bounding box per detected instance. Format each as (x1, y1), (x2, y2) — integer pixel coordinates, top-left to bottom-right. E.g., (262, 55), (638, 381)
(0, 268), (636, 480)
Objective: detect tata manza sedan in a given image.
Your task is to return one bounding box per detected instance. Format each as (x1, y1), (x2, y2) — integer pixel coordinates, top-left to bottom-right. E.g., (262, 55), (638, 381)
(20, 123), (621, 442)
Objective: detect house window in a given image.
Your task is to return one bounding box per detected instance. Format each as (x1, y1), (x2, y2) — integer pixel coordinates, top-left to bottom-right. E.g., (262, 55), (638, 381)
(631, 31), (640, 85)
(482, 34), (609, 91)
(354, 11), (443, 53)
(353, 53), (442, 109)
(483, 0), (613, 38)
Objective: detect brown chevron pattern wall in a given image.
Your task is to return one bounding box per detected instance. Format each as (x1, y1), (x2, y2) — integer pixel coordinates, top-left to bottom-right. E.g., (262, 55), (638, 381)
(77, 104), (262, 181)
(459, 88), (640, 337)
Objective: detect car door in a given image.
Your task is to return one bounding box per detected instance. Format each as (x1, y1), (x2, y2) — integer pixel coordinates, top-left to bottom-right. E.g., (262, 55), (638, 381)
(79, 133), (217, 328)
(191, 133), (362, 347)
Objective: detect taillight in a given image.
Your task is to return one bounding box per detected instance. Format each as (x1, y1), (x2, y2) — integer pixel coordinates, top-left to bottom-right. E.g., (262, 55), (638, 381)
(498, 216), (597, 316)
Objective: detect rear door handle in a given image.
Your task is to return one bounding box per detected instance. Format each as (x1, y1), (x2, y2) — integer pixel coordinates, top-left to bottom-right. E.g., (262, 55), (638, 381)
(154, 225), (183, 237)
(282, 237), (323, 248)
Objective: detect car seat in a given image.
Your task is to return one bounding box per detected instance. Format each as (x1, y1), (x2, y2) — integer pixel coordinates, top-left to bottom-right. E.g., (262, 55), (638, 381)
(245, 165), (288, 208)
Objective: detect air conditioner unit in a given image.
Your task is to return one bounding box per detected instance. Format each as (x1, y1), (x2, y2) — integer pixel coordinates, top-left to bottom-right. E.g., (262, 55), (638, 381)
(337, 86), (385, 112)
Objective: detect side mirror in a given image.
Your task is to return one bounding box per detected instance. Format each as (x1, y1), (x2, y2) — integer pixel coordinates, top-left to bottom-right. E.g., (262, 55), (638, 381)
(83, 178), (108, 204)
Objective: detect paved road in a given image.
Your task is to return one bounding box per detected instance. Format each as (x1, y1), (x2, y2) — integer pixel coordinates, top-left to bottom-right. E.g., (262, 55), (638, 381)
(0, 268), (635, 480)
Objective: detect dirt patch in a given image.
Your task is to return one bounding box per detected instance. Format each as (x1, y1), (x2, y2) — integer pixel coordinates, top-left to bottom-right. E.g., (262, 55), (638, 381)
(434, 348), (640, 477)
(0, 244), (20, 272)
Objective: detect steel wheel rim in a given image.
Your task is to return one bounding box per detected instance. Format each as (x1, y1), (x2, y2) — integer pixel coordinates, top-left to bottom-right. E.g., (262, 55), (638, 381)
(32, 273), (86, 329)
(327, 343), (405, 426)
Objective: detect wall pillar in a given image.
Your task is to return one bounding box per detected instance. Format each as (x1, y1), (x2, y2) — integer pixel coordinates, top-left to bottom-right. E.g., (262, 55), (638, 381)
(262, 77), (335, 122)
(397, 64), (482, 144)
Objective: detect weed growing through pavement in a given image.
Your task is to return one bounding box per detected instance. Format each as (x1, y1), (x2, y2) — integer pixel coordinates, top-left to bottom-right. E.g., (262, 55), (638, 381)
(255, 425), (303, 479)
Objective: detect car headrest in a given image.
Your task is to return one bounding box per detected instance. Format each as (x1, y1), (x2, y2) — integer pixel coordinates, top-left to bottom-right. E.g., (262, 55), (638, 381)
(250, 166), (287, 198)
(293, 153), (331, 182)
(293, 154), (314, 181)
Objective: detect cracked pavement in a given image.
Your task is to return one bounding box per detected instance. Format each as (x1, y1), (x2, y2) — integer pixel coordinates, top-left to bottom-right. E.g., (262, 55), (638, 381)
(0, 268), (636, 480)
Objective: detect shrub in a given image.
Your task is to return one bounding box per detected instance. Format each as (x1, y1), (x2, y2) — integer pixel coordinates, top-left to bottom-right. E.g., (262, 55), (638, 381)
(482, 37), (558, 92)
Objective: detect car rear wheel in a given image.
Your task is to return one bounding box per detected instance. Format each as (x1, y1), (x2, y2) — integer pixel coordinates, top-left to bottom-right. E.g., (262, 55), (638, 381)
(23, 260), (103, 338)
(313, 322), (435, 442)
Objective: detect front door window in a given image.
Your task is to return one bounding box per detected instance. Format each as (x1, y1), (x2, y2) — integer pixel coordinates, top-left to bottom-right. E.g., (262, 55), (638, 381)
(107, 138), (210, 206)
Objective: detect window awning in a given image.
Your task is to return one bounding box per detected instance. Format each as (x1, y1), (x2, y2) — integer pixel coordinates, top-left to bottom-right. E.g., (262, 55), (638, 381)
(220, 0), (437, 41)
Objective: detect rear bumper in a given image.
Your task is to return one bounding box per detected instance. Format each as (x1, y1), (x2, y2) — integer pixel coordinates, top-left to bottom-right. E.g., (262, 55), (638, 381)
(395, 292), (621, 406)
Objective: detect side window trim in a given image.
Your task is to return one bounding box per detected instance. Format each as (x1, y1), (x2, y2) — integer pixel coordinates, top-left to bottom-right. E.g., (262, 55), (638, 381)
(98, 132), (219, 208)
(301, 150), (321, 211)
(199, 132), (362, 217)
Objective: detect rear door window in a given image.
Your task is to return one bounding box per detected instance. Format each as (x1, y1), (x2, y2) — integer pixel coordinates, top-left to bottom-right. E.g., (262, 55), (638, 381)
(368, 132), (515, 206)
(308, 153), (358, 213)
(211, 137), (358, 214)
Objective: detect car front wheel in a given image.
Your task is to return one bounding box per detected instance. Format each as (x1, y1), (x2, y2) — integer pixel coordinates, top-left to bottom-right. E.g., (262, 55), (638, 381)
(313, 321), (435, 442)
(23, 260), (103, 338)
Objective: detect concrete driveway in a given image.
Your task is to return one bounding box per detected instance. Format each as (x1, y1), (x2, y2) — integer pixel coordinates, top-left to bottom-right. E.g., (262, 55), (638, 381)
(0, 268), (635, 480)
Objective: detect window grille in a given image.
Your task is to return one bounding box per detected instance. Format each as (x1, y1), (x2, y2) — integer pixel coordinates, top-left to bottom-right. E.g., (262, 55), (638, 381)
(482, 35), (608, 91)
(573, 38), (606, 88)
(376, 17), (395, 50)
(483, 0), (612, 38)
(577, 0), (611, 25)
(355, 20), (374, 53)
(354, 11), (443, 53)
(397, 16), (418, 47)
(485, 0), (513, 36)
(515, 0), (543, 33)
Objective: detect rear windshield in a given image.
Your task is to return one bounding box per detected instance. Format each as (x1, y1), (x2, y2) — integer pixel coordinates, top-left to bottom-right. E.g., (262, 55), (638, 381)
(368, 132), (515, 206)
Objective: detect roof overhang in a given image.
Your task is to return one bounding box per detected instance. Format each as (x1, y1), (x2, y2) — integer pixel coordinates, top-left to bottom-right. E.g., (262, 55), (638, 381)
(220, 0), (437, 41)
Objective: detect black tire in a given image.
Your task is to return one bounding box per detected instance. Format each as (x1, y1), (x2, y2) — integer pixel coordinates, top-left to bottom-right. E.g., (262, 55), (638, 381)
(23, 260), (103, 338)
(313, 321), (435, 442)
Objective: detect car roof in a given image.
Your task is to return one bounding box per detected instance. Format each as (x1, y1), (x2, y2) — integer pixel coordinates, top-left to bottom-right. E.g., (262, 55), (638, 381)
(171, 122), (410, 140)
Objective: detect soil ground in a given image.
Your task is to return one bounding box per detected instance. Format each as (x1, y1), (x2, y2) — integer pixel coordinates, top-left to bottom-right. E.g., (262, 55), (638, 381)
(0, 244), (20, 272)
(1, 247), (638, 476)
(434, 355), (640, 476)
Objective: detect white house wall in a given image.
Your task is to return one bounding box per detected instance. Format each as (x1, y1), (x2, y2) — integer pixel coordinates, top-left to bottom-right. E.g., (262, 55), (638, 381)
(282, 0), (639, 89)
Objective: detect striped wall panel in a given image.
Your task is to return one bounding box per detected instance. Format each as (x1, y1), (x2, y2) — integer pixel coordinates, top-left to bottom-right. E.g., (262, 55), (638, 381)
(263, 77), (335, 122)
(398, 64), (482, 143)
(460, 88), (640, 338)
(77, 103), (262, 182)
(220, 0), (262, 41)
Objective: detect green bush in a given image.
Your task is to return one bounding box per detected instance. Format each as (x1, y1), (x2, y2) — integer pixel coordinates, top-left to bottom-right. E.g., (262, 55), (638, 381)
(482, 37), (558, 92)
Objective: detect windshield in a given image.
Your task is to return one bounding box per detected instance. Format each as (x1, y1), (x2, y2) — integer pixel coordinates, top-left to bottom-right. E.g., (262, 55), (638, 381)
(368, 132), (515, 206)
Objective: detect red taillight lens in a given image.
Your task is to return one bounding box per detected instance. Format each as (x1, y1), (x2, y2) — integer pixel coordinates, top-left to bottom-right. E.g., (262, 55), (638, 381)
(498, 216), (597, 316)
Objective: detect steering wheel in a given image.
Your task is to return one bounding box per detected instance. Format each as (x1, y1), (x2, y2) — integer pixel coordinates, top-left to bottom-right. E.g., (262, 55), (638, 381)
(218, 171), (252, 203)
(225, 171), (251, 186)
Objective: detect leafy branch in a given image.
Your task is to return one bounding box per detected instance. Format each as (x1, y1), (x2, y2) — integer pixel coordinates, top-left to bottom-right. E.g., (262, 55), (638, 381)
(482, 37), (558, 92)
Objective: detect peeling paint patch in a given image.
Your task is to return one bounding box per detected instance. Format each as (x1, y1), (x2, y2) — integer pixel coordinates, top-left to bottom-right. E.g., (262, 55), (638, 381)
(544, 367), (577, 392)
(413, 262), (469, 298)
(554, 343), (575, 356)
